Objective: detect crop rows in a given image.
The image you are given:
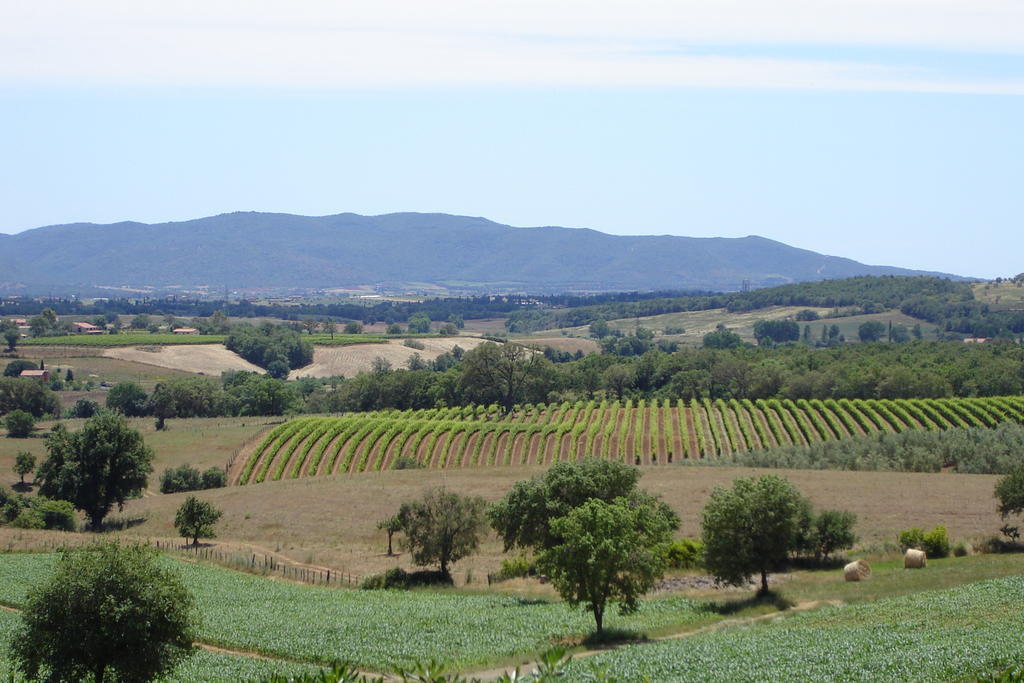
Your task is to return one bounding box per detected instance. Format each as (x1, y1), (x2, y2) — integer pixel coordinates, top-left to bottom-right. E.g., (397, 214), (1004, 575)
(230, 396), (1024, 483)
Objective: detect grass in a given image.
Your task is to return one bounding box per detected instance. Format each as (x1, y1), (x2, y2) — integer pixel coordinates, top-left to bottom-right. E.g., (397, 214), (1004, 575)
(565, 574), (1024, 681)
(974, 280), (1024, 311)
(42, 356), (197, 386)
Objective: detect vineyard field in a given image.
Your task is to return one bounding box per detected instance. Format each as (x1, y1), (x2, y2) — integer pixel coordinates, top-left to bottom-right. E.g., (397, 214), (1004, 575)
(231, 396), (1024, 484)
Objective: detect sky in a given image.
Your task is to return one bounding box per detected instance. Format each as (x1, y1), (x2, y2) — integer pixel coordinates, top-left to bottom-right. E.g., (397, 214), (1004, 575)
(1, 1), (1022, 278)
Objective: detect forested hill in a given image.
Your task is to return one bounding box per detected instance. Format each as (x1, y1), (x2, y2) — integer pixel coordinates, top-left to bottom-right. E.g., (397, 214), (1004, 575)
(0, 212), (961, 293)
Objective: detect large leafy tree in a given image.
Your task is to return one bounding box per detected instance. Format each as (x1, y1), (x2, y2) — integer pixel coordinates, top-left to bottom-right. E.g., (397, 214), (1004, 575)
(458, 342), (549, 413)
(398, 487), (487, 575)
(538, 497), (675, 633)
(490, 458), (677, 553)
(11, 543), (196, 683)
(995, 468), (1024, 539)
(701, 475), (808, 595)
(0, 377), (61, 418)
(106, 382), (150, 417)
(37, 412), (154, 529)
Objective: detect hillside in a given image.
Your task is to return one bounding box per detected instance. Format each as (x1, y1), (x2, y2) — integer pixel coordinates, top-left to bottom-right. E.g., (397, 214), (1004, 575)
(0, 212), (962, 294)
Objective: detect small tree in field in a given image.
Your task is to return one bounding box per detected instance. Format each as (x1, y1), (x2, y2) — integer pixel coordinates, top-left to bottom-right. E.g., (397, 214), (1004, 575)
(10, 543), (195, 683)
(377, 515), (402, 556)
(398, 487), (487, 576)
(5, 410), (35, 438)
(174, 496), (223, 546)
(701, 475), (807, 595)
(14, 451), (35, 484)
(538, 497), (674, 634)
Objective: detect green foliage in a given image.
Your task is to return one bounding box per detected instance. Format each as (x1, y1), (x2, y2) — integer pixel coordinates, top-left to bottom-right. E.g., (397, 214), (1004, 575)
(663, 539), (704, 569)
(494, 555), (535, 581)
(701, 475), (808, 594)
(539, 497), (676, 632)
(898, 528), (926, 551)
(201, 466), (227, 489)
(4, 409), (35, 438)
(753, 319), (800, 344)
(398, 487), (488, 574)
(22, 333), (226, 346)
(489, 458), (654, 552)
(4, 359), (39, 377)
(0, 377), (60, 417)
(174, 495), (224, 545)
(225, 323), (314, 371)
(360, 568), (452, 590)
(37, 412), (154, 528)
(858, 320), (887, 342)
(10, 543), (196, 682)
(161, 464), (202, 493)
(30, 497), (77, 531)
(67, 397), (100, 418)
(995, 468), (1024, 540)
(106, 381), (150, 416)
(702, 326), (744, 349)
(14, 450), (35, 483)
(923, 525), (952, 559)
(798, 509), (858, 561)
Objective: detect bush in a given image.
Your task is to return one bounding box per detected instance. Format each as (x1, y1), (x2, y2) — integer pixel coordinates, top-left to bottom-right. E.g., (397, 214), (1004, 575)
(392, 455), (423, 470)
(923, 525), (951, 558)
(805, 509), (858, 562)
(898, 528), (926, 551)
(663, 539), (704, 569)
(403, 338), (425, 350)
(953, 542), (969, 557)
(360, 567), (453, 590)
(67, 398), (100, 419)
(160, 465), (202, 494)
(4, 360), (39, 377)
(31, 498), (77, 531)
(5, 409), (35, 438)
(201, 467), (226, 489)
(11, 508), (45, 529)
(494, 555), (535, 581)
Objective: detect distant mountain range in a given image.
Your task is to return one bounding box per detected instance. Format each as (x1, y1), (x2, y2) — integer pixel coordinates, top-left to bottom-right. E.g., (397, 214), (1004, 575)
(0, 212), (963, 295)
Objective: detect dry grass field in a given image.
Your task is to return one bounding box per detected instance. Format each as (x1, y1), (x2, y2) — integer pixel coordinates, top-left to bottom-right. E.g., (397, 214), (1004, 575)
(513, 335), (601, 354)
(290, 337), (486, 379)
(973, 280), (1024, 311)
(100, 464), (1006, 583)
(103, 344), (264, 375)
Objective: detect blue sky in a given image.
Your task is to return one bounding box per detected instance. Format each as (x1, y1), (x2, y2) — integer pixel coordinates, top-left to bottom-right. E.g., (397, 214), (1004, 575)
(1, 1), (1022, 279)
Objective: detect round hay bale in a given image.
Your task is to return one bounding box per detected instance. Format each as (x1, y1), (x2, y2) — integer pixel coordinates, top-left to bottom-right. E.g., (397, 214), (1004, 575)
(843, 559), (871, 581)
(904, 548), (927, 569)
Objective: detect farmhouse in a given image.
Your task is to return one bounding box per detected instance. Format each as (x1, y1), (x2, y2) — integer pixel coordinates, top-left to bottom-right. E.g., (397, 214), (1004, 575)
(19, 369), (50, 381)
(70, 321), (104, 334)
(173, 327), (200, 335)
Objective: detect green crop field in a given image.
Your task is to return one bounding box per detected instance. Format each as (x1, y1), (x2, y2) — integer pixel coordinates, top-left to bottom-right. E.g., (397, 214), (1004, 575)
(564, 576), (1024, 681)
(0, 552), (711, 672)
(231, 396), (1024, 483)
(20, 333), (227, 347)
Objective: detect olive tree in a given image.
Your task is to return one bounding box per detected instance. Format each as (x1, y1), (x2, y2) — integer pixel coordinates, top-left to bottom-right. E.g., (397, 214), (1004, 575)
(398, 487), (487, 576)
(538, 497), (674, 633)
(701, 475), (808, 595)
(10, 543), (196, 683)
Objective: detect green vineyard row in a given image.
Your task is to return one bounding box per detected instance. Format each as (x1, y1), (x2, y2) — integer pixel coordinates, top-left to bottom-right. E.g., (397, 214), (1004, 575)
(231, 396), (1024, 485)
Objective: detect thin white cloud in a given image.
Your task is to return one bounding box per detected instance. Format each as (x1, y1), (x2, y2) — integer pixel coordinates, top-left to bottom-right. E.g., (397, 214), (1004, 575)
(2, 1), (1023, 92)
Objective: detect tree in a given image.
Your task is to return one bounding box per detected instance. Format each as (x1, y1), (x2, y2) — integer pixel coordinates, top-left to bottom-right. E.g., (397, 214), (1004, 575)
(490, 458), (678, 553)
(0, 377), (61, 417)
(589, 319), (611, 339)
(702, 325), (743, 349)
(343, 321), (363, 334)
(753, 320), (800, 345)
(858, 321), (887, 343)
(601, 364), (635, 400)
(106, 382), (149, 417)
(301, 317), (319, 335)
(323, 318), (337, 339)
(799, 509), (858, 562)
(701, 475), (808, 595)
(4, 359), (38, 377)
(1, 320), (19, 351)
(14, 451), (36, 484)
(174, 496), (223, 546)
(407, 313), (431, 334)
(5, 409), (35, 438)
(377, 514), (402, 555)
(459, 342), (548, 414)
(397, 487), (487, 575)
(10, 543), (196, 683)
(539, 498), (674, 633)
(37, 412), (154, 529)
(995, 468), (1024, 539)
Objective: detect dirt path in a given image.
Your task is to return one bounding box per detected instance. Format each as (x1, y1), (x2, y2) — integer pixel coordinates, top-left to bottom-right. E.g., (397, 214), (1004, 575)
(461, 599), (841, 681)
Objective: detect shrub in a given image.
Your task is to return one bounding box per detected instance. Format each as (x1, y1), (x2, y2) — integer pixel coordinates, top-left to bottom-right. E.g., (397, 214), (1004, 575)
(953, 541), (969, 557)
(923, 525), (951, 558)
(403, 338), (425, 350)
(67, 398), (100, 419)
(898, 527), (926, 551)
(663, 539), (704, 569)
(31, 498), (77, 531)
(807, 509), (858, 562)
(495, 555), (535, 581)
(392, 455), (422, 470)
(11, 508), (45, 529)
(5, 409), (35, 438)
(4, 360), (39, 377)
(201, 467), (226, 489)
(360, 567), (453, 590)
(160, 465), (202, 494)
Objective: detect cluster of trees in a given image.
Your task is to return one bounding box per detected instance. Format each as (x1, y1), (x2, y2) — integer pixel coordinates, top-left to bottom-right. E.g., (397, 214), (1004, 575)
(159, 464), (227, 493)
(376, 460), (856, 633)
(224, 324), (314, 376)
